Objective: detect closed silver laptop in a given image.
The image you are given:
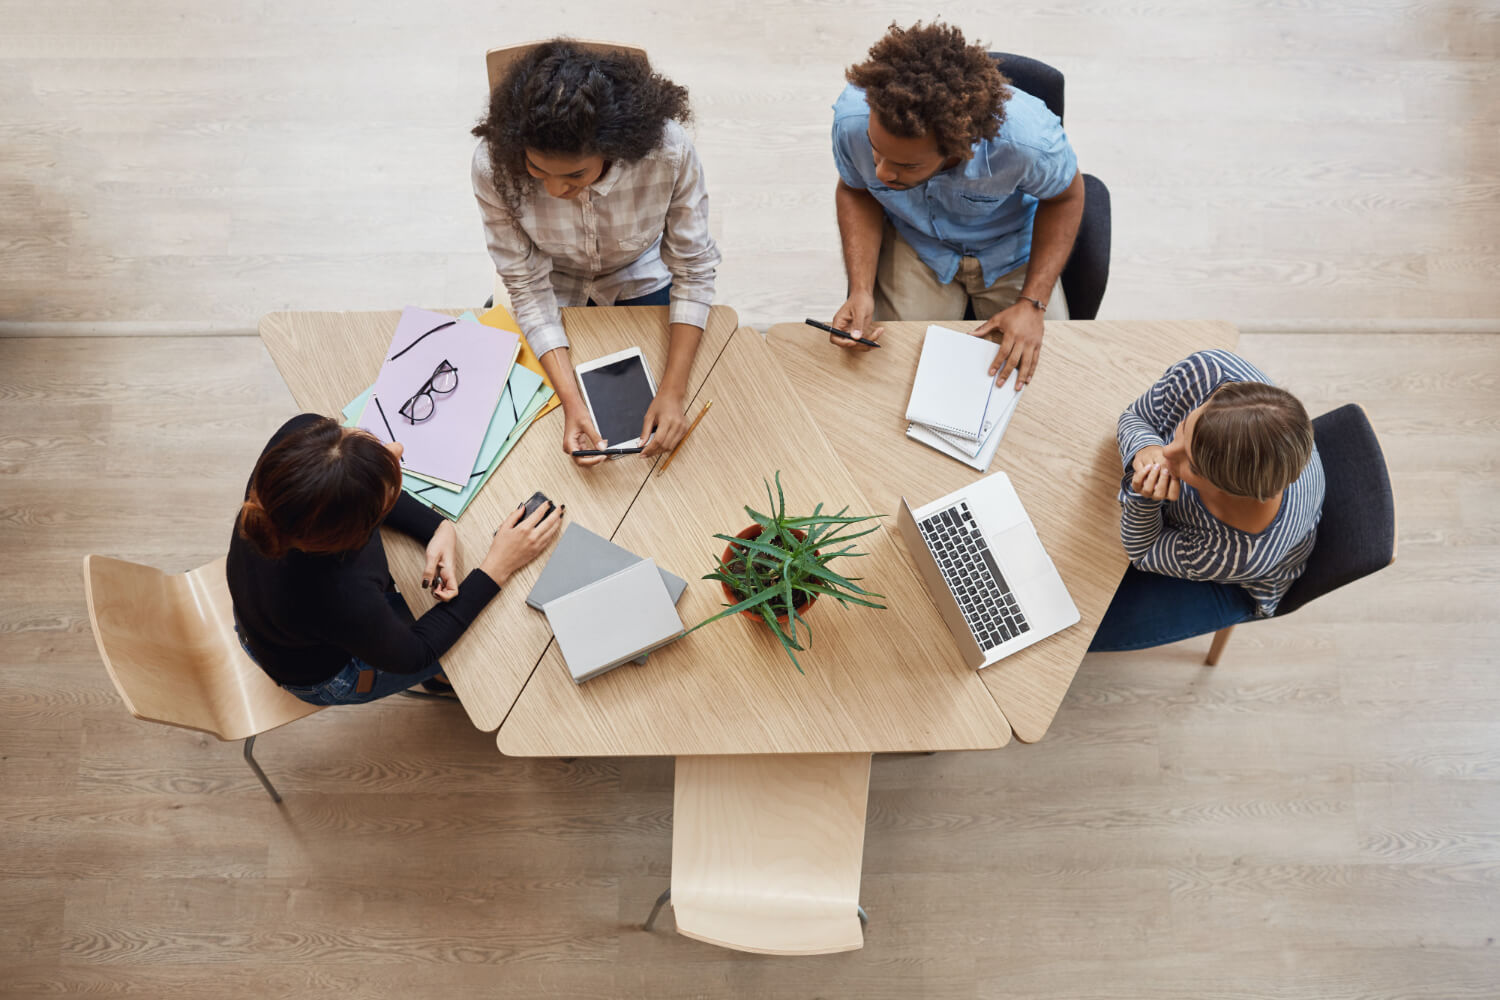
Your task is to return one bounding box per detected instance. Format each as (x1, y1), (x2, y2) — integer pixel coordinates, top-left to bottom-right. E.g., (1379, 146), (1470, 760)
(897, 471), (1079, 669)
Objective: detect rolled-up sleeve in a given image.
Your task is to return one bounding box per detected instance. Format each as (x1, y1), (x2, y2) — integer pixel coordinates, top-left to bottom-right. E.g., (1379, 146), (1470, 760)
(1011, 99), (1078, 201)
(659, 139), (719, 331)
(471, 145), (569, 356)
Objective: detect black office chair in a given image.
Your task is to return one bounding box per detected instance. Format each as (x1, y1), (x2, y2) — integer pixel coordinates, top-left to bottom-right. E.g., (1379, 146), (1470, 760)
(990, 52), (1112, 320)
(1205, 404), (1397, 665)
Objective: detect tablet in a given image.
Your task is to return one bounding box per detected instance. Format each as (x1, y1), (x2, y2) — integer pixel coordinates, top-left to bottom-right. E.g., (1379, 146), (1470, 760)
(576, 347), (657, 449)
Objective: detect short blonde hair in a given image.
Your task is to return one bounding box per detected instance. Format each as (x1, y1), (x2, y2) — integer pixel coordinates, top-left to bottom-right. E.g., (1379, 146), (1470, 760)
(1191, 382), (1314, 501)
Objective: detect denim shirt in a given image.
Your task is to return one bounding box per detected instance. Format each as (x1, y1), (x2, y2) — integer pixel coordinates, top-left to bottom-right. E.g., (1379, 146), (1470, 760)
(831, 84), (1077, 286)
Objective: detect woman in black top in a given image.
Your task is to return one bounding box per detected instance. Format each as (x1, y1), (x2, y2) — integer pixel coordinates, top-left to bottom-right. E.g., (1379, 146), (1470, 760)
(227, 414), (562, 705)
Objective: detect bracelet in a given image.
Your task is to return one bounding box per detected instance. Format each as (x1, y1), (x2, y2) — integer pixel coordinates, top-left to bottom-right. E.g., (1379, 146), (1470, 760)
(1019, 295), (1047, 312)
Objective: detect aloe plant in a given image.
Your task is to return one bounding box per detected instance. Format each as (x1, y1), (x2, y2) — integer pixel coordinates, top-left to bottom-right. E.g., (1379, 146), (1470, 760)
(685, 472), (886, 673)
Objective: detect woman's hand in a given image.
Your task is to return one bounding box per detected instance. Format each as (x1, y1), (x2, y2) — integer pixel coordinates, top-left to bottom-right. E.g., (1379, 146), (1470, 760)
(423, 521), (461, 600)
(562, 402), (609, 467)
(481, 502), (565, 585)
(639, 388), (687, 457)
(1131, 461), (1181, 502)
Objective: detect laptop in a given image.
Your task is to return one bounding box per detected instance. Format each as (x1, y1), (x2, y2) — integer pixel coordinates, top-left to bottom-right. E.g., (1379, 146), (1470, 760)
(897, 471), (1079, 669)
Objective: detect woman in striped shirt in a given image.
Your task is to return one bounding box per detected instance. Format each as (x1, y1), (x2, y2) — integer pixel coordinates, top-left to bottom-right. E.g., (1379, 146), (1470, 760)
(471, 39), (721, 468)
(1089, 350), (1326, 651)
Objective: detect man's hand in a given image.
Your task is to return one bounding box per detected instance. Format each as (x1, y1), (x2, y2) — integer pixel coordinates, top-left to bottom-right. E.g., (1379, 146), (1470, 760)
(561, 403), (608, 467)
(830, 291), (884, 351)
(972, 301), (1044, 389)
(639, 389), (687, 458)
(1130, 456), (1181, 502)
(422, 521), (461, 600)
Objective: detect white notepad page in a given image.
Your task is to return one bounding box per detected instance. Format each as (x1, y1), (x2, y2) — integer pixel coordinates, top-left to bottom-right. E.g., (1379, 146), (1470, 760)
(904, 324), (1003, 441)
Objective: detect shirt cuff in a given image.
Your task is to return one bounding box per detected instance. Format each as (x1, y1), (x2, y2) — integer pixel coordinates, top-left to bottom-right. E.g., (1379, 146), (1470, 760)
(668, 296), (711, 331)
(526, 321), (570, 358)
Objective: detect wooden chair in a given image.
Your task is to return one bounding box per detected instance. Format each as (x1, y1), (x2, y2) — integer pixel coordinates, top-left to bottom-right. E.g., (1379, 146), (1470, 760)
(82, 554), (323, 802)
(484, 39), (649, 97)
(1206, 404), (1397, 665)
(645, 754), (872, 955)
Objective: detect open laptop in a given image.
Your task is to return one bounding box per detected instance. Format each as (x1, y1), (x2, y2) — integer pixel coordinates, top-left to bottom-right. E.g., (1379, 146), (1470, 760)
(897, 471), (1079, 669)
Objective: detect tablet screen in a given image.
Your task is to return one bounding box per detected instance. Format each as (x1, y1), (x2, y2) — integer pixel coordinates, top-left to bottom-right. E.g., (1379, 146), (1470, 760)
(580, 355), (655, 445)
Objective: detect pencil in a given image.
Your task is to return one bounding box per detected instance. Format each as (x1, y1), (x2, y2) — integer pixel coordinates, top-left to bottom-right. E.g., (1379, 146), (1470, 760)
(655, 399), (713, 477)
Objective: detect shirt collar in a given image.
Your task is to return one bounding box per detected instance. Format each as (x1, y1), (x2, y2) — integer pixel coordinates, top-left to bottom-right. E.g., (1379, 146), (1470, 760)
(588, 159), (624, 197)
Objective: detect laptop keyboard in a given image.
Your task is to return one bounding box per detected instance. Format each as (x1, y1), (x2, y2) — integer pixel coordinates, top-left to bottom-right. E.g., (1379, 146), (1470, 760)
(918, 501), (1030, 651)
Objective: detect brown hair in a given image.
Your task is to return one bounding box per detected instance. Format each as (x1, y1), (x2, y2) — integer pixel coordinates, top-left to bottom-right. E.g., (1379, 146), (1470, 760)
(237, 417), (402, 560)
(472, 38), (692, 231)
(845, 20), (1010, 161)
(1191, 383), (1314, 501)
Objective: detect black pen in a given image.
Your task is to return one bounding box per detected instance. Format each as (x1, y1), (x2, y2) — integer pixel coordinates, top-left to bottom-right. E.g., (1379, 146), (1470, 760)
(805, 317), (882, 348)
(571, 446), (646, 458)
(371, 394), (403, 463)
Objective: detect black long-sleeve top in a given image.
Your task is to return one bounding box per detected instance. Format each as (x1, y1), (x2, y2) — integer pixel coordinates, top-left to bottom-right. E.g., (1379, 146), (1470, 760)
(226, 414), (500, 686)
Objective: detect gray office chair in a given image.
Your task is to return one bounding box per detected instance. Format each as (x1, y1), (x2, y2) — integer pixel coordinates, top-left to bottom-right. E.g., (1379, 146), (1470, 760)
(1206, 403), (1397, 664)
(989, 52), (1111, 320)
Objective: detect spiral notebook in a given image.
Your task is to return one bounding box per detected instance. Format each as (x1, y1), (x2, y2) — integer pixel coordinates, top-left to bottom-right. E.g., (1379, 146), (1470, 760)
(904, 324), (1004, 442)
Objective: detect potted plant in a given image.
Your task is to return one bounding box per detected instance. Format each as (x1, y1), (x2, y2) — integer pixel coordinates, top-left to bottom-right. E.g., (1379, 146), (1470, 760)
(686, 472), (886, 673)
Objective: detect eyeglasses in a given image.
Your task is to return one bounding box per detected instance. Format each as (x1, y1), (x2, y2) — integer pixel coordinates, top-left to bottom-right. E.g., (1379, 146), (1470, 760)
(399, 359), (459, 423)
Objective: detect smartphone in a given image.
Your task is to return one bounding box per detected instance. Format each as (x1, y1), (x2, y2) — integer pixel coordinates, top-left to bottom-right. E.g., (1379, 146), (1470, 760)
(575, 347), (657, 449)
(518, 491), (556, 521)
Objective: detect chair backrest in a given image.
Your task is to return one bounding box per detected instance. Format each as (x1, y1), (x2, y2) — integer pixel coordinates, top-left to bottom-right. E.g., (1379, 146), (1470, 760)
(670, 753), (871, 955)
(990, 51), (1064, 123)
(1277, 404), (1396, 617)
(83, 555), (321, 742)
(485, 40), (650, 96)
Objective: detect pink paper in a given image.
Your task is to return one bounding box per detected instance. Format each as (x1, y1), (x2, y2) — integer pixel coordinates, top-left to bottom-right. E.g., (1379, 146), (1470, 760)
(357, 307), (518, 487)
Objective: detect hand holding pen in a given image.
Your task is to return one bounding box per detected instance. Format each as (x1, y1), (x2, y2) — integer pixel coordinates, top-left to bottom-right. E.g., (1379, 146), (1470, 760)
(807, 316), (882, 351)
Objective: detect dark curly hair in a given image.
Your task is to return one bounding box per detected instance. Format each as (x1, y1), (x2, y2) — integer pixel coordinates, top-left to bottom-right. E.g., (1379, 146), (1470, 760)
(846, 21), (1010, 161)
(472, 39), (692, 226)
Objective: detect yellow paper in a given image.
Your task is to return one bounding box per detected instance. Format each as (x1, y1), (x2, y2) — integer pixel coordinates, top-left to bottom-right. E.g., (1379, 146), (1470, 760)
(479, 303), (562, 421)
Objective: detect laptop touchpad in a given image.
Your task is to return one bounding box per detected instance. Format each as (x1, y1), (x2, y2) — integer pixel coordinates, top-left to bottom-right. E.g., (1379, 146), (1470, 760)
(994, 524), (1051, 581)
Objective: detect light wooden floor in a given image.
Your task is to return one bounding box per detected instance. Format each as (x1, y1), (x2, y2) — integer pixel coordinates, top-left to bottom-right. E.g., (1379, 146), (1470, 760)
(1, 330), (1497, 998)
(1, 1), (1498, 332)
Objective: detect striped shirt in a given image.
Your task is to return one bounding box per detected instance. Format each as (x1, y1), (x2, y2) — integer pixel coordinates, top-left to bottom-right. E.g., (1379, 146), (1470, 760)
(471, 119), (720, 357)
(1116, 350), (1325, 617)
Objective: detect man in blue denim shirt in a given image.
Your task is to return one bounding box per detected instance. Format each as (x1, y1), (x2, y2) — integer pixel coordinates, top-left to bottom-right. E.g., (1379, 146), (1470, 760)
(826, 21), (1084, 389)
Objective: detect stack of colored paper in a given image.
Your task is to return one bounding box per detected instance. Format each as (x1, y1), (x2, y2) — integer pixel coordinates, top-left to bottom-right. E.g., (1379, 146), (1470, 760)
(343, 305), (557, 520)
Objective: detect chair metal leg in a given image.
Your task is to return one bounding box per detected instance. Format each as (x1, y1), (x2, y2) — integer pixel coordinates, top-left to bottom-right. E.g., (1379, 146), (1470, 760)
(644, 887), (671, 931)
(242, 735), (283, 804)
(1205, 625), (1235, 666)
(857, 904), (869, 927)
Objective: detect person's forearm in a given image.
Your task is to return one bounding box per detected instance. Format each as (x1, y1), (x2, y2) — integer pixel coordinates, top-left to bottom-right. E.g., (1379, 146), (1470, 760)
(660, 322), (702, 395)
(1021, 173), (1085, 302)
(835, 181), (885, 296)
(538, 346), (585, 414)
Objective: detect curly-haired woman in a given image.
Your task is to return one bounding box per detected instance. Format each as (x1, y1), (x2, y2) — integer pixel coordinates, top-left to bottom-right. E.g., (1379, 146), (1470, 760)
(471, 39), (721, 466)
(827, 21), (1083, 391)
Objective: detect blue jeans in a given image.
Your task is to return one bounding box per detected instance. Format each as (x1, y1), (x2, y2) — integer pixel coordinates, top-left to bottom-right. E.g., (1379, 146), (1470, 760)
(236, 591), (444, 706)
(587, 282), (672, 308)
(1088, 567), (1258, 652)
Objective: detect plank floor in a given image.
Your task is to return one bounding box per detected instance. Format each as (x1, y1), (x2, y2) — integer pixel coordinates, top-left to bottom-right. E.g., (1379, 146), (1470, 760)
(2, 1), (1498, 331)
(0, 331), (1496, 998)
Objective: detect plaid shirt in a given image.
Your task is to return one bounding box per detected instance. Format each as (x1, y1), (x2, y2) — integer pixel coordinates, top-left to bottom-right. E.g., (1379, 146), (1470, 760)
(472, 120), (720, 357)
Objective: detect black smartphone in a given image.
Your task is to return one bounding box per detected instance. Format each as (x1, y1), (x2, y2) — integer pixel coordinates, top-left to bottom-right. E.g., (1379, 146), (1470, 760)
(518, 490), (556, 520)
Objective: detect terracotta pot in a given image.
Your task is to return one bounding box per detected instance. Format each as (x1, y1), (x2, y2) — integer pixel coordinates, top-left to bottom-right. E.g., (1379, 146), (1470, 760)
(719, 524), (819, 624)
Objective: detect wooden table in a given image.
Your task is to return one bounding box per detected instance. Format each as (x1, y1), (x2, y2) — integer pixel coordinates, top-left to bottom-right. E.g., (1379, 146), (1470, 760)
(496, 326), (1012, 756)
(257, 306), (737, 732)
(258, 308), (1238, 952)
(765, 320), (1240, 742)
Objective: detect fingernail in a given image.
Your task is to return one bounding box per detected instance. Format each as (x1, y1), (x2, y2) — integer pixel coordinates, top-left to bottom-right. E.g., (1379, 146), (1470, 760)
(421, 580), (429, 589)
